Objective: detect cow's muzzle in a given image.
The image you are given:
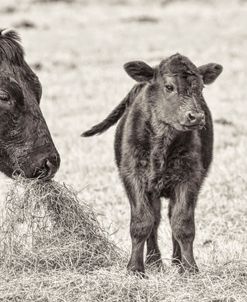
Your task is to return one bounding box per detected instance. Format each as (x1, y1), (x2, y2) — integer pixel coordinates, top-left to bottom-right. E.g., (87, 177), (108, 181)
(33, 152), (60, 181)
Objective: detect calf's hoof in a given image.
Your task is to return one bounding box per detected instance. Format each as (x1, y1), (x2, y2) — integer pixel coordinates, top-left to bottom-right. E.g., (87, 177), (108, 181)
(127, 263), (146, 278)
(171, 257), (182, 267)
(178, 263), (199, 274)
(146, 254), (164, 271)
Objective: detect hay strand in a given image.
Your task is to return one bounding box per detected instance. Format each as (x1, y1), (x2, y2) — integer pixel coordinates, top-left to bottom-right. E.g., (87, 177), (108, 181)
(0, 177), (121, 275)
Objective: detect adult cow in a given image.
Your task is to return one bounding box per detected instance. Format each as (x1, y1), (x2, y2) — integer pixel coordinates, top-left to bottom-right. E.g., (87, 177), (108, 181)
(82, 54), (222, 276)
(0, 29), (60, 180)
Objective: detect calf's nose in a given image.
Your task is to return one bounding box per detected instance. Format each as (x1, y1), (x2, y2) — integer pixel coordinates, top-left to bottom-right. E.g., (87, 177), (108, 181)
(186, 111), (205, 125)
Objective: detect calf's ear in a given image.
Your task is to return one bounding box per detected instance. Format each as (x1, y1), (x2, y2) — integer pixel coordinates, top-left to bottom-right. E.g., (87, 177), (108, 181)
(124, 61), (154, 82)
(198, 63), (223, 85)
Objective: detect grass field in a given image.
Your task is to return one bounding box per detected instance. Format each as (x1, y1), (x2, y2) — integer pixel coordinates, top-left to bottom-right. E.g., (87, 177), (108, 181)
(0, 0), (247, 301)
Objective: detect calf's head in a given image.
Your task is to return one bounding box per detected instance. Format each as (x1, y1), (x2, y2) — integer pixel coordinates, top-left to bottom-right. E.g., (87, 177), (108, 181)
(124, 53), (222, 131)
(0, 29), (60, 180)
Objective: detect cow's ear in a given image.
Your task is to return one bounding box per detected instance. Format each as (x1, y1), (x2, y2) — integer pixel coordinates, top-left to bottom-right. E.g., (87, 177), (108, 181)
(124, 61), (154, 82)
(198, 63), (223, 85)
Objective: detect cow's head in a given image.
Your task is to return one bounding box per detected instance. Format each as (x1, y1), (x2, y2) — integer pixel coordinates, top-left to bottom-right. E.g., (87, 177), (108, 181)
(124, 53), (223, 131)
(0, 29), (60, 180)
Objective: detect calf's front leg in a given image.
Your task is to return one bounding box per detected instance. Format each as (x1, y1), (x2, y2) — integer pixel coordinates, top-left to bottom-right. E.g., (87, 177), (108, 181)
(146, 195), (163, 270)
(170, 183), (199, 273)
(123, 176), (154, 276)
(168, 203), (182, 266)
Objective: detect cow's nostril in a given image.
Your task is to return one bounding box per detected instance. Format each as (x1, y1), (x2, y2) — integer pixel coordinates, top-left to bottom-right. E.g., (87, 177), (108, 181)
(44, 159), (57, 179)
(48, 153), (60, 168)
(45, 159), (53, 171)
(32, 158), (58, 180)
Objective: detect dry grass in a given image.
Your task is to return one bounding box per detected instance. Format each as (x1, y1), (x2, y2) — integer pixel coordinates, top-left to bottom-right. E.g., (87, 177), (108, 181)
(1, 259), (246, 301)
(0, 0), (247, 301)
(0, 177), (121, 277)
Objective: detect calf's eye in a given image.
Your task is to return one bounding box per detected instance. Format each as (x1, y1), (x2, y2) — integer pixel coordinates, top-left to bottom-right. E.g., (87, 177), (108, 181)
(165, 84), (174, 93)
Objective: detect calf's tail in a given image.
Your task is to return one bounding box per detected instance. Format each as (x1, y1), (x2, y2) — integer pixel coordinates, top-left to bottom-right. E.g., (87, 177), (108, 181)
(81, 83), (144, 137)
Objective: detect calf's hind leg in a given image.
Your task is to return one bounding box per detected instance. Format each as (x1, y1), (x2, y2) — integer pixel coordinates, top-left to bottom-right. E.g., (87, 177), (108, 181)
(170, 183), (199, 273)
(123, 177), (155, 276)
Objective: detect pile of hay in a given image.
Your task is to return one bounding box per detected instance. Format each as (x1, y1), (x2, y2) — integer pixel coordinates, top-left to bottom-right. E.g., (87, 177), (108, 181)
(0, 177), (121, 275)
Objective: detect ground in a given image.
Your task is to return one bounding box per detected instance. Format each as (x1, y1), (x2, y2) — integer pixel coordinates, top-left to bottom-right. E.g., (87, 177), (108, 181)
(0, 0), (246, 301)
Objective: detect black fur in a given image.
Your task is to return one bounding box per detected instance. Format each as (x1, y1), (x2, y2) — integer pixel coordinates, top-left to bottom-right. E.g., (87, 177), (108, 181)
(82, 54), (222, 276)
(124, 61), (154, 82)
(0, 29), (60, 180)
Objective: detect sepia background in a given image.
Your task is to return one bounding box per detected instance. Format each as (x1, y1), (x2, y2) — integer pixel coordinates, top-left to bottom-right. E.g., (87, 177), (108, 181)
(0, 0), (246, 301)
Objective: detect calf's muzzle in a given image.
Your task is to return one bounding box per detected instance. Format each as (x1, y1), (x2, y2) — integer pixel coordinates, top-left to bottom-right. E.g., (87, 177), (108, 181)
(185, 111), (205, 127)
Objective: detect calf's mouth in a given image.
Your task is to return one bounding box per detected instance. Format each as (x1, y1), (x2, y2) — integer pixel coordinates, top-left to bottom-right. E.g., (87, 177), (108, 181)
(179, 122), (205, 131)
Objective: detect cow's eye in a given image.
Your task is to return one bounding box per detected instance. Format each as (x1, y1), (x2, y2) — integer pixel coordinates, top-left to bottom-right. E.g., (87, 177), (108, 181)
(0, 91), (10, 102)
(165, 84), (174, 93)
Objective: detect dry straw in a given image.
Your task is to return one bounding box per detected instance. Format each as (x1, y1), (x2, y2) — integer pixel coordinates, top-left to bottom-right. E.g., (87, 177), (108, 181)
(0, 176), (121, 275)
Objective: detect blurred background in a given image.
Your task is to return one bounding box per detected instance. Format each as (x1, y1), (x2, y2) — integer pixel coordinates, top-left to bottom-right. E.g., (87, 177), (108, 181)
(0, 0), (246, 265)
